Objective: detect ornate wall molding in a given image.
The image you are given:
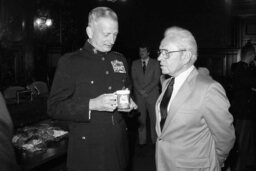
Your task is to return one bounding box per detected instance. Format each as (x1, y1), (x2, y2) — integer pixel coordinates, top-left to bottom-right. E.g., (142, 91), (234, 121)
(232, 0), (256, 16)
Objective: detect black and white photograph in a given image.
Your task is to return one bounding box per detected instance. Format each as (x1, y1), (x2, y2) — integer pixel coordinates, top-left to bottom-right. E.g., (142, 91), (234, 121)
(0, 0), (256, 171)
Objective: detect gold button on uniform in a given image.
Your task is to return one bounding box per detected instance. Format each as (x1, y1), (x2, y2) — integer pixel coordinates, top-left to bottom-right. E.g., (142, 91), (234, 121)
(106, 71), (109, 75)
(81, 136), (86, 140)
(108, 86), (112, 90)
(91, 81), (94, 84)
(102, 57), (105, 61)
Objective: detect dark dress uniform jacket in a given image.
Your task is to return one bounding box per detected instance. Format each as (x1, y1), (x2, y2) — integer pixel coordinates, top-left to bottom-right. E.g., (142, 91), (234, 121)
(48, 42), (129, 171)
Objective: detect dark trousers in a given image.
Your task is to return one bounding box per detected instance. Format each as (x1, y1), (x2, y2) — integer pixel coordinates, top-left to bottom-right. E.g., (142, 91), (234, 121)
(233, 120), (256, 171)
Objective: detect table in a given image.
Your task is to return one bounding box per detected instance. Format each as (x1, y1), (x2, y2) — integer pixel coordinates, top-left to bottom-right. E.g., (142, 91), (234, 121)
(17, 139), (68, 171)
(7, 95), (69, 170)
(15, 120), (69, 171)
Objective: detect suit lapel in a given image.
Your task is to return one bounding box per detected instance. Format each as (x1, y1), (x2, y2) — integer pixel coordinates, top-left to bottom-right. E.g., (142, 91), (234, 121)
(156, 78), (172, 135)
(161, 69), (198, 134)
(137, 60), (144, 74)
(147, 58), (152, 69)
(156, 96), (161, 136)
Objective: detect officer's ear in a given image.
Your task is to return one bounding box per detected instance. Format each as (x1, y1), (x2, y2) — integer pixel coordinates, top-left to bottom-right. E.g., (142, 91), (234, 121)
(86, 26), (93, 39)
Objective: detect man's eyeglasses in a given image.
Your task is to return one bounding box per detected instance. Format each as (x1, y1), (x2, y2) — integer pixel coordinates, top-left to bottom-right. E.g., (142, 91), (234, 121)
(158, 49), (186, 59)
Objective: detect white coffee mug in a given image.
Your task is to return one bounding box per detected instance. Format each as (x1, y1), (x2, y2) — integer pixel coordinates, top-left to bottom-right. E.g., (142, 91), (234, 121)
(116, 89), (130, 110)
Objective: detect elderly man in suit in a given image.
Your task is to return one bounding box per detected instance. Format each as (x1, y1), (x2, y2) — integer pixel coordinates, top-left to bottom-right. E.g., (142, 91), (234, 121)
(155, 26), (235, 171)
(131, 44), (161, 146)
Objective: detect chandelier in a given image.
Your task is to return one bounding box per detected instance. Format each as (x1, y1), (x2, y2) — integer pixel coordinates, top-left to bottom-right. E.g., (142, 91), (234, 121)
(33, 10), (53, 31)
(34, 17), (53, 30)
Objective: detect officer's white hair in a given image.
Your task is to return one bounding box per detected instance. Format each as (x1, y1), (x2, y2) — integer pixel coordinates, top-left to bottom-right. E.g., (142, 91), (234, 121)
(88, 7), (118, 27)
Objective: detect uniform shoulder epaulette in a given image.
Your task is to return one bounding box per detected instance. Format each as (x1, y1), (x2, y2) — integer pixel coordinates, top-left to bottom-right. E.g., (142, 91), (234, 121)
(112, 51), (124, 57)
(60, 49), (83, 62)
(63, 49), (81, 57)
(71, 48), (84, 56)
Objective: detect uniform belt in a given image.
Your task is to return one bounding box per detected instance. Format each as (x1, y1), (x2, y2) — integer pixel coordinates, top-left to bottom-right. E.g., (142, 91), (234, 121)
(91, 112), (123, 125)
(111, 114), (123, 125)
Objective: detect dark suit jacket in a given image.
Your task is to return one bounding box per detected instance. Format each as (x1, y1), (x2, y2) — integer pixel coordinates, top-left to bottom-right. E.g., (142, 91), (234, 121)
(231, 61), (256, 120)
(131, 58), (160, 102)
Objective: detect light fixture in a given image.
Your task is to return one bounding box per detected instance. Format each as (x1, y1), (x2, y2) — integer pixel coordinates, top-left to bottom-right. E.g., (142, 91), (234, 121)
(34, 9), (53, 31)
(34, 17), (53, 30)
(45, 19), (53, 27)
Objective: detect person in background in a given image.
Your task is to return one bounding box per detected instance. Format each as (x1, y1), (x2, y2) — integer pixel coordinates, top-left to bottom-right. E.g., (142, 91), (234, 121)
(249, 47), (256, 78)
(48, 7), (137, 171)
(131, 44), (161, 146)
(231, 43), (256, 171)
(198, 67), (210, 76)
(155, 26), (235, 171)
(0, 92), (19, 171)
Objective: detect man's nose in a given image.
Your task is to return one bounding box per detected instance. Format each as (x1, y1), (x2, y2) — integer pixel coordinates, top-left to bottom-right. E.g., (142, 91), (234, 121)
(108, 35), (115, 44)
(157, 54), (163, 61)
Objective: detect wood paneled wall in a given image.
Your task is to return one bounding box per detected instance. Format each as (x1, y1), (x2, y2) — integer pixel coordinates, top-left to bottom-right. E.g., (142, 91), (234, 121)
(196, 48), (239, 79)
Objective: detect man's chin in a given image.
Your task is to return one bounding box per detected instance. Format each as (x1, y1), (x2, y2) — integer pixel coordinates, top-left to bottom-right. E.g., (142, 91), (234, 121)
(95, 46), (112, 53)
(161, 68), (168, 74)
(102, 47), (112, 52)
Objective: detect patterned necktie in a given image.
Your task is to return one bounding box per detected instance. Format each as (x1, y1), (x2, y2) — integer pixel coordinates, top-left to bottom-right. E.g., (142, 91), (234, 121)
(142, 61), (146, 74)
(160, 77), (175, 130)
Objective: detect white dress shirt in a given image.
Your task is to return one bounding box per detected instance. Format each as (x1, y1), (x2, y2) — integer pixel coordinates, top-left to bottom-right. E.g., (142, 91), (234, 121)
(158, 65), (195, 120)
(141, 57), (149, 67)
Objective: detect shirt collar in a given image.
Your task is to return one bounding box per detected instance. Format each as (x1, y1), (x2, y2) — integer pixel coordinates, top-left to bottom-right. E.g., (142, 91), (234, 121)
(174, 65), (195, 87)
(141, 57), (149, 64)
(165, 65), (194, 109)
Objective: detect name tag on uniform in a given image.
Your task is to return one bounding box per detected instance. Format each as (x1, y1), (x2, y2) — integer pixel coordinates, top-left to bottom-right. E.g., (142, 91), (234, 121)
(111, 60), (126, 73)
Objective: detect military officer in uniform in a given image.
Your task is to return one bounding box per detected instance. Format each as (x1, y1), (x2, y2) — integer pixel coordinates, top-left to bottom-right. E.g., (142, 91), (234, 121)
(48, 7), (137, 171)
